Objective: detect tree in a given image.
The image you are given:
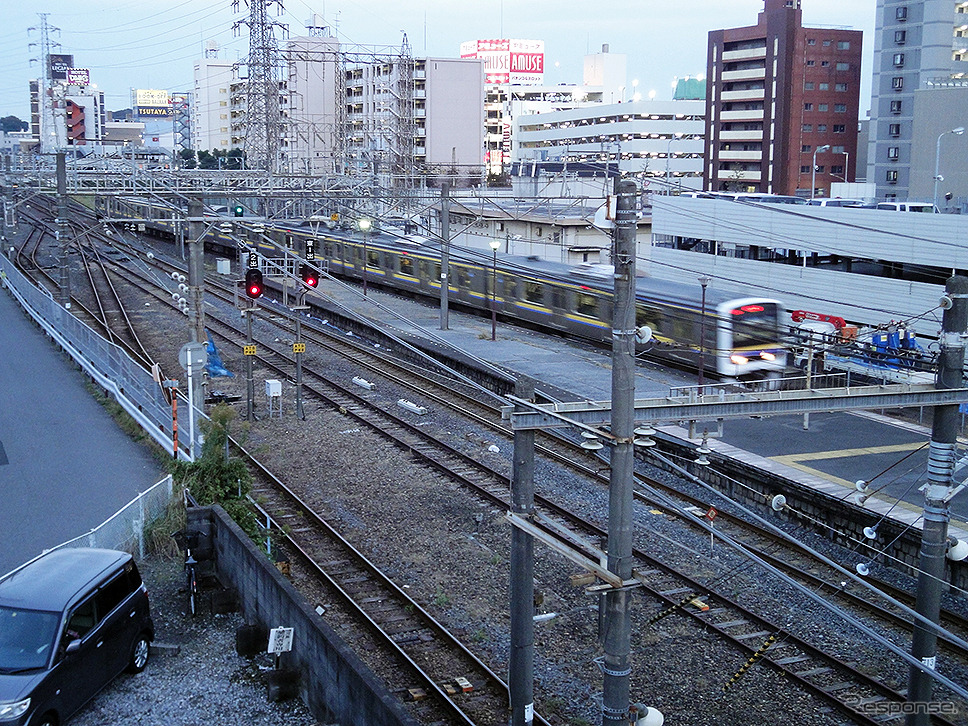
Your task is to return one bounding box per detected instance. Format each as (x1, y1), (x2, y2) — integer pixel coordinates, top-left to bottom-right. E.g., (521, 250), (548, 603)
(1, 116), (27, 133)
(197, 150), (217, 170)
(178, 148), (197, 169)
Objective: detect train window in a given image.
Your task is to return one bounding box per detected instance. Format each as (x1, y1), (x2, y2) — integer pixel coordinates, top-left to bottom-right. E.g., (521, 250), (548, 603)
(399, 255), (414, 276)
(575, 292), (598, 317)
(323, 242), (334, 258)
(367, 249), (379, 268)
(524, 281), (543, 304)
(669, 311), (696, 342)
(636, 306), (663, 333)
(457, 267), (472, 288)
(503, 277), (517, 299)
(730, 302), (779, 347)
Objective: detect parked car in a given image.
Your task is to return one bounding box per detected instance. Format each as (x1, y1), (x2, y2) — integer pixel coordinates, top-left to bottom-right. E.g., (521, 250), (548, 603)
(874, 202), (939, 213)
(807, 198), (866, 207)
(0, 549), (154, 726)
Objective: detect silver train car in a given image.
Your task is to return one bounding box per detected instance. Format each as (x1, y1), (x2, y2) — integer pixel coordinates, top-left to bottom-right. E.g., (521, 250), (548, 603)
(105, 197), (788, 378)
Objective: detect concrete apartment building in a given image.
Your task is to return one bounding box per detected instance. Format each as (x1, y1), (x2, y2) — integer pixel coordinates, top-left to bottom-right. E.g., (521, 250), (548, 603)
(705, 0), (862, 197)
(191, 58), (236, 154)
(868, 0), (968, 204)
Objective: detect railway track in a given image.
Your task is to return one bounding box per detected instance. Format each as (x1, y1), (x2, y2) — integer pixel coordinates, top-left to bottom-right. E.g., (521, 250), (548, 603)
(12, 208), (968, 725)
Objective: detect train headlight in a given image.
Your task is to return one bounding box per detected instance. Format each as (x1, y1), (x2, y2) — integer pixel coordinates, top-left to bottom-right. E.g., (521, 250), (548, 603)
(730, 354), (749, 365)
(760, 351), (776, 361)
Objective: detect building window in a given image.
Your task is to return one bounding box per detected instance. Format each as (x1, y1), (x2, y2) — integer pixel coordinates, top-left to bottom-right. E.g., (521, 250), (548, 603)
(837, 62), (850, 71)
(832, 145), (845, 153)
(819, 82), (830, 91)
(818, 103), (829, 111)
(889, 123), (901, 136)
(807, 38), (816, 45)
(892, 76), (904, 90)
(823, 40), (832, 47)
(833, 124), (846, 133)
(890, 99), (902, 114)
(893, 53), (905, 67)
(815, 165), (825, 173)
(821, 60), (830, 67)
(802, 125), (813, 133)
(895, 6), (907, 20)
(895, 30), (906, 44)
(886, 169), (898, 183)
(800, 165), (811, 173)
(835, 83), (848, 92)
(806, 59), (816, 66)
(888, 146), (899, 159)
(834, 103), (847, 112)
(837, 41), (851, 50)
(817, 124), (828, 132)
(804, 102), (813, 111)
(804, 82), (815, 90)
(831, 165), (844, 175)
(802, 144), (812, 152)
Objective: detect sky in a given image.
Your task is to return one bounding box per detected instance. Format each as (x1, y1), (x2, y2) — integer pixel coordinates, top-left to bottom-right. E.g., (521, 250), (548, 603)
(0, 0), (876, 122)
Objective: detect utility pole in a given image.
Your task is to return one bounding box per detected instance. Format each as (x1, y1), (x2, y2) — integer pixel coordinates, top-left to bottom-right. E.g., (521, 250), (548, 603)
(187, 197), (206, 420)
(601, 178), (638, 726)
(509, 377), (536, 726)
(439, 181), (450, 330)
(55, 152), (71, 308)
(906, 275), (968, 726)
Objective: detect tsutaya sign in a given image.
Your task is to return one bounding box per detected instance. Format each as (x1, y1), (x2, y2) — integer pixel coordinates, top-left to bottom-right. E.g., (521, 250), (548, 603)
(460, 39), (545, 85)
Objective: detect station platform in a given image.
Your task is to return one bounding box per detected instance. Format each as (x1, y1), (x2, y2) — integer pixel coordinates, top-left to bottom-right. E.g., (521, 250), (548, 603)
(300, 275), (968, 541)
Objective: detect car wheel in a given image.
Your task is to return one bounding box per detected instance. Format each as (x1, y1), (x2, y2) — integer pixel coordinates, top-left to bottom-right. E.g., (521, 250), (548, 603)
(127, 634), (150, 673)
(33, 714), (57, 726)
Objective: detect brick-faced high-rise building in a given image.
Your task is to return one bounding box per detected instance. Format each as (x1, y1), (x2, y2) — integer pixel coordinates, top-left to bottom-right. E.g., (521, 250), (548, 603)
(704, 0), (863, 197)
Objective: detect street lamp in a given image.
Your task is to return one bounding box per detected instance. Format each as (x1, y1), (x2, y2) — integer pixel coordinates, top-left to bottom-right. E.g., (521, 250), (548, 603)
(811, 144), (830, 201)
(698, 275), (710, 394)
(358, 217), (372, 295)
(489, 239), (500, 340)
(934, 126), (965, 209)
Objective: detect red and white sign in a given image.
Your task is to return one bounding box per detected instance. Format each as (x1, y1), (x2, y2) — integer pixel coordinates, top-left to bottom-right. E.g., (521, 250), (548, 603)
(460, 39), (545, 85)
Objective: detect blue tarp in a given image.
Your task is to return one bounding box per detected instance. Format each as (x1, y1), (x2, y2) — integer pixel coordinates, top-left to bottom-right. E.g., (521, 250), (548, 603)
(206, 333), (235, 378)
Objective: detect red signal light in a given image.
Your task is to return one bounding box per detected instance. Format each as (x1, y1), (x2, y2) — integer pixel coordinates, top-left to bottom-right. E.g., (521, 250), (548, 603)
(244, 268), (263, 299)
(299, 264), (318, 288)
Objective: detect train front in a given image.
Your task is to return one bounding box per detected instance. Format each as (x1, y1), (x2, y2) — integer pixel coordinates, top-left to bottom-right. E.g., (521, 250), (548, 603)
(716, 298), (788, 378)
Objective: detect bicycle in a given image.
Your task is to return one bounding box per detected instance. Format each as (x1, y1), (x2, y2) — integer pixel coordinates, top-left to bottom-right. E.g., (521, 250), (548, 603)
(172, 529), (200, 617)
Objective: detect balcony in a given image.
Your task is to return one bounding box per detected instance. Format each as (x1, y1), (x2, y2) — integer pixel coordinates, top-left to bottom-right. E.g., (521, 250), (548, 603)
(722, 68), (766, 82)
(722, 46), (766, 62)
(721, 89), (764, 102)
(720, 109), (765, 121)
(716, 168), (761, 181)
(719, 130), (762, 141)
(718, 150), (762, 161)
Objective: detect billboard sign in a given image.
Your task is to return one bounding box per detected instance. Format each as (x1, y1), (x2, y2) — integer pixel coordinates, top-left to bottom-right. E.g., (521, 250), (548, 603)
(460, 39), (544, 85)
(133, 89), (172, 118)
(49, 54), (74, 80)
(66, 68), (90, 86)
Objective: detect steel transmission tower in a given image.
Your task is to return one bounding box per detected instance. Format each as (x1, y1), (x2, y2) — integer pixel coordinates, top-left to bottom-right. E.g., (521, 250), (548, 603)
(28, 13), (62, 154)
(233, 0), (287, 172)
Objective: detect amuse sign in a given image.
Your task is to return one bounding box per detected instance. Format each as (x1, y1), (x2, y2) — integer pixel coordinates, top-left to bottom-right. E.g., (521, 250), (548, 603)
(460, 39), (544, 85)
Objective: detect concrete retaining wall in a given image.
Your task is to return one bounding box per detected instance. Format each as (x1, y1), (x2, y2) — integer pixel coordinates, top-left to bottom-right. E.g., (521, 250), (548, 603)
(188, 506), (419, 726)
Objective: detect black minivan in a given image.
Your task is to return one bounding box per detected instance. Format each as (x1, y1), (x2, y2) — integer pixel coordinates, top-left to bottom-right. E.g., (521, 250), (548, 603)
(0, 549), (154, 726)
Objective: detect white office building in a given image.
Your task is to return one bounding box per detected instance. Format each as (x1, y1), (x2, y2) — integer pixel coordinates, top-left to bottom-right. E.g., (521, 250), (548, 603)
(191, 58), (236, 154)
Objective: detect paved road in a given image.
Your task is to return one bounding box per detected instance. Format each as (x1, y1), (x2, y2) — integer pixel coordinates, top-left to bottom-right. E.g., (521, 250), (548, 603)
(0, 284), (165, 574)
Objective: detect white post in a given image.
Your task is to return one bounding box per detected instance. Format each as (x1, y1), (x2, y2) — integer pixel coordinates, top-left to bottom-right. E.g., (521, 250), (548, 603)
(187, 358), (196, 461)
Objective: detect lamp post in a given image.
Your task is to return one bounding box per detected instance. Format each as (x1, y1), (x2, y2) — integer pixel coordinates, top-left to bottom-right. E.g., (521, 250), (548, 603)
(811, 144), (830, 201)
(934, 126), (965, 209)
(489, 239), (500, 340)
(358, 217), (372, 295)
(698, 275), (710, 394)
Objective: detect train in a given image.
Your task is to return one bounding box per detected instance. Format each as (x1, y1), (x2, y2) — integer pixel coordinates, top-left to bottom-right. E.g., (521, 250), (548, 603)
(100, 196), (789, 379)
